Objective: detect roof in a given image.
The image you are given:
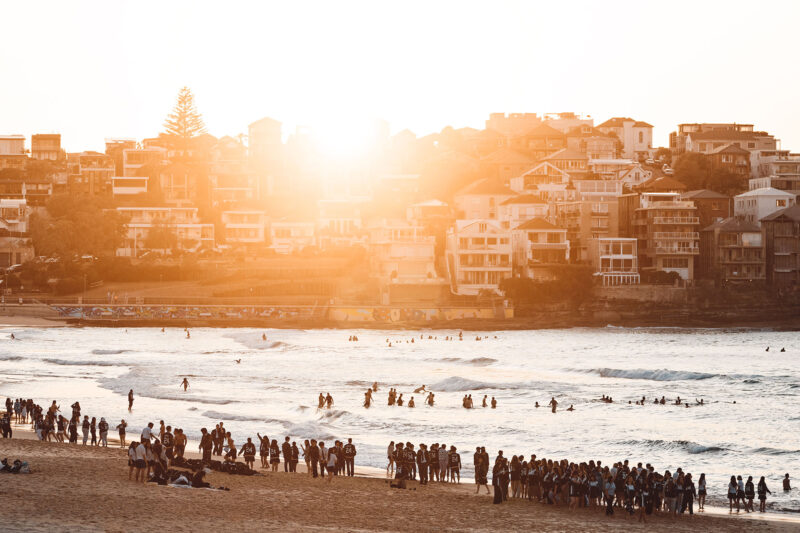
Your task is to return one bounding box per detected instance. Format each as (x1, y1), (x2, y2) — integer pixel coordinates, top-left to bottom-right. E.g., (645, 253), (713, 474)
(761, 204), (800, 222)
(480, 147), (536, 165)
(709, 143), (750, 155)
(500, 194), (546, 205)
(455, 178), (514, 196)
(702, 217), (760, 233)
(409, 199), (448, 208)
(682, 189), (729, 200)
(597, 117), (653, 128)
(736, 187), (795, 198)
(543, 148), (588, 161)
(635, 176), (687, 192)
(514, 218), (561, 231)
(524, 124), (566, 138)
(565, 126), (616, 138)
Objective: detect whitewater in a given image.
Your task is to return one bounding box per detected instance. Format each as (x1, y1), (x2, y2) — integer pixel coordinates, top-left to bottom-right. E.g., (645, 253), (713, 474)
(0, 326), (798, 512)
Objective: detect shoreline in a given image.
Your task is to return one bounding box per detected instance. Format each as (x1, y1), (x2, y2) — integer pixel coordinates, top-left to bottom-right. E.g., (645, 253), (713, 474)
(1, 431), (796, 532)
(2, 313), (800, 331)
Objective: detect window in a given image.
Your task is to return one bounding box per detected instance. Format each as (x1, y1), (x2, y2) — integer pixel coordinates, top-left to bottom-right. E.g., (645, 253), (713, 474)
(748, 142), (755, 149)
(638, 131), (644, 143)
(777, 199), (787, 207)
(711, 202), (720, 210)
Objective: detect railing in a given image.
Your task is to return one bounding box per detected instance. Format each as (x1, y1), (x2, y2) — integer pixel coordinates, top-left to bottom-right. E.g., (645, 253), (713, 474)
(653, 232), (699, 240)
(652, 217), (699, 225)
(652, 246), (699, 255)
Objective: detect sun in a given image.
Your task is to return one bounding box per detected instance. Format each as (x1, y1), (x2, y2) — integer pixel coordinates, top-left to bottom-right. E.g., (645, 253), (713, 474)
(310, 116), (389, 159)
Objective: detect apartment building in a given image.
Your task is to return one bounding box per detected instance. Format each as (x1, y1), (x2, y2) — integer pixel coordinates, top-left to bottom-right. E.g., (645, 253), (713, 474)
(750, 151), (800, 196)
(0, 199), (34, 267)
(446, 220), (512, 295)
(761, 205), (800, 287)
(69, 151), (116, 196)
(115, 207), (215, 257)
(681, 190), (730, 229)
(269, 221), (316, 254)
(498, 195), (549, 230)
(566, 126), (619, 159)
(0, 135), (27, 171)
(511, 218), (569, 280)
(699, 218), (764, 283)
(221, 211), (267, 244)
(589, 237), (639, 286)
(632, 192), (700, 280)
(31, 134), (63, 161)
(509, 161), (571, 193)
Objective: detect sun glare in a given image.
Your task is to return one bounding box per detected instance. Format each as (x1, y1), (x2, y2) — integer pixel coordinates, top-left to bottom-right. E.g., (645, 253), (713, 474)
(311, 117), (388, 159)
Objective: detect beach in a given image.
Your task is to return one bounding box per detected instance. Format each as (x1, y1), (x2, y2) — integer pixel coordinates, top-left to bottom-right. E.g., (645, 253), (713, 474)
(1, 430), (795, 533)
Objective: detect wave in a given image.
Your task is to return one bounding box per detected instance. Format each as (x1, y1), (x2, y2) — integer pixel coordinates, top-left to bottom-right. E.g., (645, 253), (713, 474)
(44, 358), (120, 367)
(430, 376), (522, 392)
(201, 410), (284, 424)
(466, 357), (497, 366)
(91, 349), (132, 355)
(224, 332), (292, 351)
(0, 355), (22, 361)
(622, 439), (727, 455)
(285, 421), (338, 441)
(98, 368), (238, 405)
(743, 379), (761, 384)
(345, 380), (373, 387)
(579, 368), (718, 381)
(750, 447), (800, 456)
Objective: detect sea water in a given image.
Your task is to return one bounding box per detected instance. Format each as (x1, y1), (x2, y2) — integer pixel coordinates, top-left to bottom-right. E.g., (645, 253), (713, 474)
(0, 326), (798, 512)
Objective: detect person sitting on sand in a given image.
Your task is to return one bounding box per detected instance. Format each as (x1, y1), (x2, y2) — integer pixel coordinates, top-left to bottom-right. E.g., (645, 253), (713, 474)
(191, 468), (211, 488)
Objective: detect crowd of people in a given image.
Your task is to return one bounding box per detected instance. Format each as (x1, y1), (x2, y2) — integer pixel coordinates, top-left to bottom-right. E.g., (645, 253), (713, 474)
(3, 393), (792, 518)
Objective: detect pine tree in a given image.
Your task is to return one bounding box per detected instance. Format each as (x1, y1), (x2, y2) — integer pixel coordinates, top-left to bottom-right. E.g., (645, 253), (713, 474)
(163, 87), (207, 153)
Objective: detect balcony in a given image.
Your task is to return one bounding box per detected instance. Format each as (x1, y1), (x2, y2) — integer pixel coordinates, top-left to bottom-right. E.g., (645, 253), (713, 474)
(653, 232), (699, 240)
(652, 246), (699, 255)
(652, 217), (699, 225)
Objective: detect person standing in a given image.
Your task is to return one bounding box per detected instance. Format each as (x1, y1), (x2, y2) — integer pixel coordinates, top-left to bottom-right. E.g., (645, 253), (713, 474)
(116, 419), (127, 447)
(98, 417), (108, 447)
(745, 476), (755, 512)
(549, 397), (558, 413)
(174, 429), (186, 459)
(127, 390), (134, 411)
(318, 442), (328, 477)
(326, 444), (338, 484)
(258, 433), (270, 469)
(758, 476), (772, 512)
(697, 473), (707, 511)
(199, 428), (213, 465)
(417, 443), (428, 485)
(290, 441), (299, 472)
(282, 437), (292, 472)
(309, 439), (320, 478)
(81, 416), (90, 445)
(241, 438), (256, 470)
(270, 439), (280, 472)
(90, 417), (97, 446)
(343, 438), (357, 477)
(162, 426), (174, 463)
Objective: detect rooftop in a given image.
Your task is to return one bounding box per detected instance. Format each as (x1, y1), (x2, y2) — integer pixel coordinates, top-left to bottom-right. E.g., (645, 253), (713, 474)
(514, 218), (561, 231)
(735, 187), (795, 198)
(682, 189), (729, 200)
(501, 194), (546, 205)
(702, 217), (760, 233)
(762, 204), (800, 222)
(597, 117), (653, 128)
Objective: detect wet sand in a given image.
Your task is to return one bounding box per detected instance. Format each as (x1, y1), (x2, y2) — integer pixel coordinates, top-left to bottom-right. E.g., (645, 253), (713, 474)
(0, 430), (794, 532)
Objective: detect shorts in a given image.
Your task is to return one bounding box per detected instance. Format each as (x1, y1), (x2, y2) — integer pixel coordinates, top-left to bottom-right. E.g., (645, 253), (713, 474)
(135, 459), (146, 468)
(244, 455), (255, 461)
(698, 489), (706, 496)
(728, 493), (735, 500)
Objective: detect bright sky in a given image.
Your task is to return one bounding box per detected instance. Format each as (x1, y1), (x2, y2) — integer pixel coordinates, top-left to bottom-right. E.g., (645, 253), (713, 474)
(3, 0), (799, 153)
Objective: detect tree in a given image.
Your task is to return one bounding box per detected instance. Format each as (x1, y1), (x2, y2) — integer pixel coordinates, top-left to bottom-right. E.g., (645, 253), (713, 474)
(163, 87), (207, 156)
(29, 195), (126, 258)
(673, 152), (709, 190)
(144, 222), (177, 251)
(655, 147), (672, 164)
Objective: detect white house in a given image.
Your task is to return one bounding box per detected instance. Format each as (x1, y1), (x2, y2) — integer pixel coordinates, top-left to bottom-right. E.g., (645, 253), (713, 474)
(596, 117), (653, 160)
(368, 220), (439, 283)
(269, 221), (316, 254)
(498, 194), (549, 230)
(221, 211), (267, 244)
(511, 218), (569, 280)
(453, 179), (514, 220)
(446, 220), (512, 295)
(590, 237), (639, 286)
(734, 187), (796, 226)
(115, 207), (215, 257)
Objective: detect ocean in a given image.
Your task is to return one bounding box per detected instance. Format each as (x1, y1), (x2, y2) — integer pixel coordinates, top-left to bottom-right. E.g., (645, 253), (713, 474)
(1, 326), (798, 512)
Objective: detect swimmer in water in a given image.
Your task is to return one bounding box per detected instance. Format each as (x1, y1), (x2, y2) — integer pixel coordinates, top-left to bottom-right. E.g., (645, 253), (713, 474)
(372, 382), (378, 392)
(784, 474), (792, 491)
(180, 378), (189, 391)
(127, 389), (134, 411)
(482, 395), (487, 408)
(414, 385), (426, 394)
(566, 405), (574, 411)
(262, 333), (267, 341)
(408, 397), (415, 408)
(161, 327), (165, 332)
(426, 391), (434, 406)
(186, 331), (190, 339)
(781, 347), (786, 352)
(397, 394), (404, 407)
(234, 359), (241, 364)
(318, 394), (325, 408)
(490, 397), (496, 409)
(535, 401), (540, 408)
(549, 397), (558, 413)
(9, 333), (14, 340)
(364, 389), (372, 408)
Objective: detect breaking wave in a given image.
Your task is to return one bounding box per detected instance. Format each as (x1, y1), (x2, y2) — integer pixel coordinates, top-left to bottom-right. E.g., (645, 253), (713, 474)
(91, 349), (132, 355)
(0, 355), (23, 362)
(430, 376), (522, 392)
(580, 368), (718, 381)
(622, 439), (727, 454)
(44, 358), (120, 367)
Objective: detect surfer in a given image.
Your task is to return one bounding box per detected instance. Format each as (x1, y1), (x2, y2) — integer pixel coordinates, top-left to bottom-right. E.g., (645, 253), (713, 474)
(180, 378), (189, 391)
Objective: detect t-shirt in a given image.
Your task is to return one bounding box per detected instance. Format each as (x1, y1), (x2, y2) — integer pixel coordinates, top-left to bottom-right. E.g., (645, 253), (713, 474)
(135, 444), (147, 462)
(141, 427), (152, 440)
(327, 451), (337, 468)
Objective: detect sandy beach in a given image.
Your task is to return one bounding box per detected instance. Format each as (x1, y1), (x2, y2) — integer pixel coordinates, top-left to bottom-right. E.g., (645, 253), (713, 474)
(0, 428), (795, 533)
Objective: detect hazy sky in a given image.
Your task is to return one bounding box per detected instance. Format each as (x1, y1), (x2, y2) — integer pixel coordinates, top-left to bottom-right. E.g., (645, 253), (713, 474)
(3, 0), (799, 152)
